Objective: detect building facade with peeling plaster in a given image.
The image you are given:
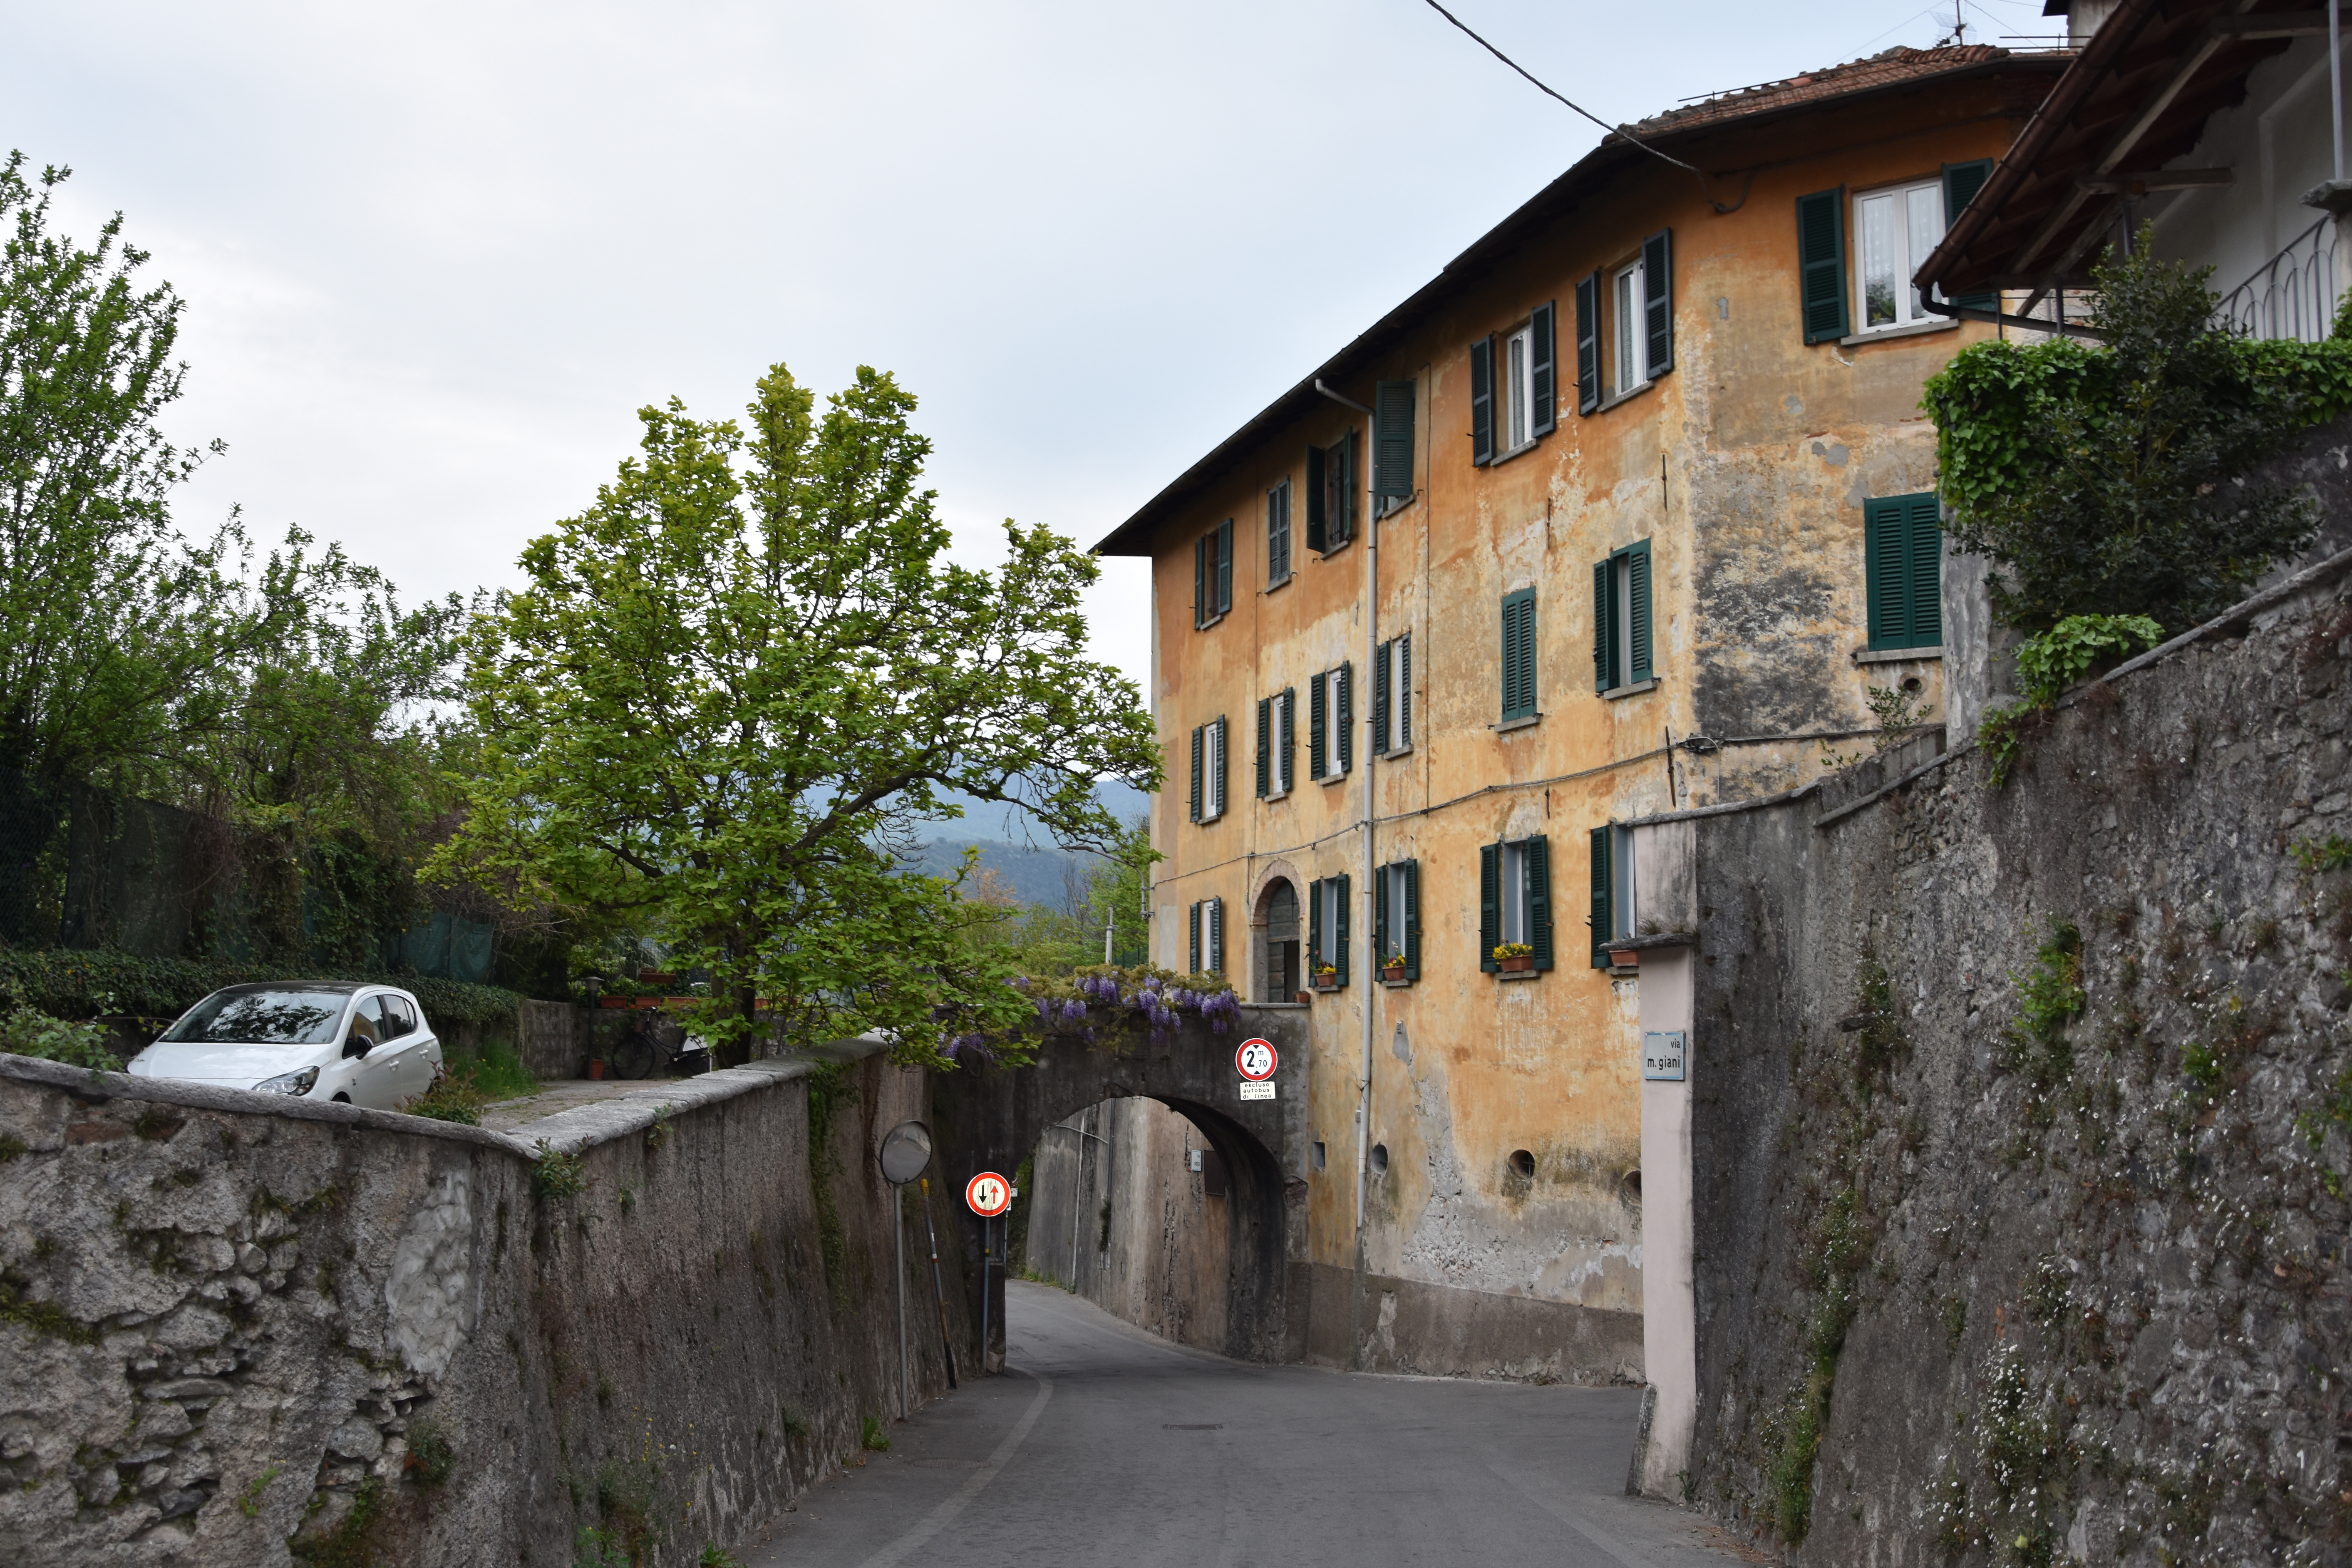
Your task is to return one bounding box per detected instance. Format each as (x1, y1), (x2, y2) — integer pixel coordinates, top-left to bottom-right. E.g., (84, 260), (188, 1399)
(1091, 45), (2069, 1379)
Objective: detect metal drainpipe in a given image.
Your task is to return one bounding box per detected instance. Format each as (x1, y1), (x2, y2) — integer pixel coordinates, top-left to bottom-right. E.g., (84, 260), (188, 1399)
(1314, 377), (1378, 1367)
(2333, 0), (2344, 185)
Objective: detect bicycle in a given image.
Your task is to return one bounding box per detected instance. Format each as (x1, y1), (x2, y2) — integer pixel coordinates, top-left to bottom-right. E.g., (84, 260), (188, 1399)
(607, 1021), (712, 1081)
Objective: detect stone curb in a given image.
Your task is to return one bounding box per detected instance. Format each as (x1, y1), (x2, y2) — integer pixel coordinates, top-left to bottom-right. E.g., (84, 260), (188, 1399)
(0, 1030), (894, 1162)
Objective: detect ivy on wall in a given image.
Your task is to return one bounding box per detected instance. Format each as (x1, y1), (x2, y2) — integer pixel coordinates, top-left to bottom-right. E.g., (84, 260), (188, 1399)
(1925, 235), (2352, 638)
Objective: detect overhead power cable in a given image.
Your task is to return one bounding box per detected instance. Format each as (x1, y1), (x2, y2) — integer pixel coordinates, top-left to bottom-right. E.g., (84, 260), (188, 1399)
(1416, 0), (1747, 211)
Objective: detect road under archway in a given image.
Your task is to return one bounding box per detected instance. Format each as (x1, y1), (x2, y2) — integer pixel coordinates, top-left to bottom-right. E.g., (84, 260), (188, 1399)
(928, 1012), (1307, 1368)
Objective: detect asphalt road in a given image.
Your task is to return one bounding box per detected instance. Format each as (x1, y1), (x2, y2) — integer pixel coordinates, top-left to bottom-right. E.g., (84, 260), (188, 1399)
(746, 1280), (1757, 1568)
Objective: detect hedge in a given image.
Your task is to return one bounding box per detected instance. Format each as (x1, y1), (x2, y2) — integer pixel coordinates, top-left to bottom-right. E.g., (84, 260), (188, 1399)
(0, 948), (527, 1031)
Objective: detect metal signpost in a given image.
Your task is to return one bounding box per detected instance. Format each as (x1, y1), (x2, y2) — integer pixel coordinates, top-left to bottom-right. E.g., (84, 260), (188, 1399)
(966, 1171), (1012, 1376)
(1236, 1036), (1278, 1100)
(877, 1121), (933, 1418)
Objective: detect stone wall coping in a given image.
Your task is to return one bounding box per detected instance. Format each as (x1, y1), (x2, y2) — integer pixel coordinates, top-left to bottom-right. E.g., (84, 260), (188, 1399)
(0, 1029), (895, 1162)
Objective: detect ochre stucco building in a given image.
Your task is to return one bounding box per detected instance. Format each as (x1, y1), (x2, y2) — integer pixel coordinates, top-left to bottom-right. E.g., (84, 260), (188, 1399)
(1092, 45), (2067, 1377)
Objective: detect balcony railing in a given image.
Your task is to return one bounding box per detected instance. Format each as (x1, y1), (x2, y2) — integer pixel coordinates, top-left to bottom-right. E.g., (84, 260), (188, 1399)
(2216, 217), (2340, 342)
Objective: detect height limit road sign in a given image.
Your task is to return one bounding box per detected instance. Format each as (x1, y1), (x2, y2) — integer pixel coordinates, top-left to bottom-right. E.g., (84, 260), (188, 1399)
(1236, 1038), (1277, 1080)
(965, 1171), (1012, 1217)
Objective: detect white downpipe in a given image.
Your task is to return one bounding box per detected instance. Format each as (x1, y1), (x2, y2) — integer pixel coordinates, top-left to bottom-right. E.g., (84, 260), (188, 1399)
(1314, 377), (1379, 1359)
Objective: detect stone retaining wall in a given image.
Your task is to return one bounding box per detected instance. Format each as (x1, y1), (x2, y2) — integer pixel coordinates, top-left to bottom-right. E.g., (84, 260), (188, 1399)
(1680, 548), (2352, 1560)
(0, 1038), (968, 1567)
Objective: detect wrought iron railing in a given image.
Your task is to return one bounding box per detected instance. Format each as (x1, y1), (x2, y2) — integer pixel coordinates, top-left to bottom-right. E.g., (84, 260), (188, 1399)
(2216, 217), (2340, 342)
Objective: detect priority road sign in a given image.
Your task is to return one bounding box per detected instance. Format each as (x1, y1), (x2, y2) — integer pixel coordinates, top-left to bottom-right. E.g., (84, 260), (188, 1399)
(965, 1171), (1012, 1217)
(1235, 1037), (1278, 1082)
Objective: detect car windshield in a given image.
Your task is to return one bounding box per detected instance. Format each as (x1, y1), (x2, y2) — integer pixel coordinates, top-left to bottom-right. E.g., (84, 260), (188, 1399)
(161, 990), (350, 1046)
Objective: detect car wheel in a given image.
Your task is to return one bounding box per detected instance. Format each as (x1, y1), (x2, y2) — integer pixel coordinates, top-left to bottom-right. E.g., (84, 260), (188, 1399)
(332, 1092), (352, 1104)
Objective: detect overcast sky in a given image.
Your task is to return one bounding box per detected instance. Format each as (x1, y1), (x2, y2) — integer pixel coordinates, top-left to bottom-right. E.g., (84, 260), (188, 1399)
(5, 0), (2052, 698)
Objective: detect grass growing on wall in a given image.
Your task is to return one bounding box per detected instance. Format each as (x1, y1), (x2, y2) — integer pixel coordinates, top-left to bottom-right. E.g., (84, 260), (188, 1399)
(804, 1062), (856, 1307)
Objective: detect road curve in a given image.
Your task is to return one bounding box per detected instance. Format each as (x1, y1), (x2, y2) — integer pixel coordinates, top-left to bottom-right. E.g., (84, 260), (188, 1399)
(747, 1280), (1757, 1567)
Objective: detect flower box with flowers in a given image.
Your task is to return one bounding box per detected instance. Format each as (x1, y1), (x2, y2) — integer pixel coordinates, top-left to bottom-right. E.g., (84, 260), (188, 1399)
(1492, 943), (1535, 973)
(1311, 966), (1341, 992)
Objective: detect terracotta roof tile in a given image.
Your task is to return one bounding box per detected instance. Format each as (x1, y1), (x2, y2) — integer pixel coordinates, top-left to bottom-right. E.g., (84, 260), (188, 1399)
(1627, 44), (2054, 137)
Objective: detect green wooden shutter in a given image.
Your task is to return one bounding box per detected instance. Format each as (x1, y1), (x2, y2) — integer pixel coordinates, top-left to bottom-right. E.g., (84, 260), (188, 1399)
(1335, 431), (1358, 545)
(1281, 687), (1296, 791)
(1479, 843), (1500, 973)
(1403, 859), (1421, 980)
(1307, 878), (1323, 975)
(1864, 496), (1899, 648)
(1907, 494), (1943, 646)
(1188, 901), (1201, 974)
(1588, 826), (1613, 969)
(1213, 716), (1228, 817)
(1209, 897), (1223, 974)
(1398, 632), (1412, 746)
(1574, 273), (1601, 414)
(1865, 494), (1943, 650)
(1305, 446), (1327, 553)
(1216, 519), (1233, 615)
(1373, 862), (1389, 970)
(1372, 638), (1391, 757)
(1255, 698), (1271, 798)
(1469, 337), (1495, 466)
(1642, 231), (1673, 377)
(1593, 561), (1615, 692)
(1519, 593), (1538, 716)
(1333, 873), (1350, 987)
(1267, 482), (1289, 584)
(1798, 188), (1849, 345)
(1375, 380), (1414, 499)
(1526, 835), (1553, 971)
(1625, 539), (1653, 684)
(1193, 535), (1206, 628)
(1310, 672), (1327, 780)
(1530, 300), (1557, 435)
(1336, 662), (1354, 772)
(1940, 161), (1997, 313)
(1188, 725), (1203, 822)
(1502, 588), (1536, 719)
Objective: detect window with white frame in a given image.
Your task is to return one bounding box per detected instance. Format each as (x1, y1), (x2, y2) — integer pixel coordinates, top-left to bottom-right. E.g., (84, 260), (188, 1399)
(1255, 687), (1296, 799)
(1308, 664), (1352, 783)
(1501, 841), (1530, 945)
(1853, 179), (1946, 332)
(1373, 633), (1411, 755)
(1501, 322), (1534, 452)
(1612, 258), (1647, 395)
(1188, 715), (1228, 824)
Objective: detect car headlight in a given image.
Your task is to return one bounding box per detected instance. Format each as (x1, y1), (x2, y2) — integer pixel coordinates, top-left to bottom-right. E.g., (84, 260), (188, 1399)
(254, 1066), (320, 1097)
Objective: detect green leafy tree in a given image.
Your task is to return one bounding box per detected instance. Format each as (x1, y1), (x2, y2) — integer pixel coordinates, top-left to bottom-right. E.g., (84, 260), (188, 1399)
(441, 364), (1159, 1067)
(1925, 230), (2351, 635)
(0, 153), (466, 949)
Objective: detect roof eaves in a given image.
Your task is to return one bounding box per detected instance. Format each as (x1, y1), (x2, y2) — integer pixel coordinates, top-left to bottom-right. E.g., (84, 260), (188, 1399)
(1095, 48), (2063, 557)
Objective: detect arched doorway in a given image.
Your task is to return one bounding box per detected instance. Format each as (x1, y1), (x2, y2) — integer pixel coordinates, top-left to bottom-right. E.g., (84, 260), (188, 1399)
(1255, 878), (1300, 1004)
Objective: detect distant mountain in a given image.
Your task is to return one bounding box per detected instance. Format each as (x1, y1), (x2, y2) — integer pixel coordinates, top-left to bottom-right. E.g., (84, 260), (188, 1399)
(910, 777), (1150, 843)
(904, 837), (1102, 908)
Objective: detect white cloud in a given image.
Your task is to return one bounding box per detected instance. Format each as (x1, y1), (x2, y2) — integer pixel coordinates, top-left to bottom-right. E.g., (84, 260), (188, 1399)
(3, 0), (1972, 692)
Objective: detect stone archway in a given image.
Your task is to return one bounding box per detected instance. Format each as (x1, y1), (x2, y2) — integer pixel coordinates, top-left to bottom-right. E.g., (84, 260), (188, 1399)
(928, 1010), (1305, 1367)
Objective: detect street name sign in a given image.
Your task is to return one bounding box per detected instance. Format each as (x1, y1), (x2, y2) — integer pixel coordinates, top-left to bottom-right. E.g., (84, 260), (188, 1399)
(1641, 1031), (1687, 1082)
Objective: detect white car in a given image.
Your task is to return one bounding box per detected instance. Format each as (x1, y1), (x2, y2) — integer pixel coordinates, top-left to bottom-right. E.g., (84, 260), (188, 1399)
(128, 983), (444, 1110)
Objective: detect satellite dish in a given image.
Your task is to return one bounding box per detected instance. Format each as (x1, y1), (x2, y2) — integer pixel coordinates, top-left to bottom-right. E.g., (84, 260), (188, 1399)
(878, 1120), (933, 1185)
